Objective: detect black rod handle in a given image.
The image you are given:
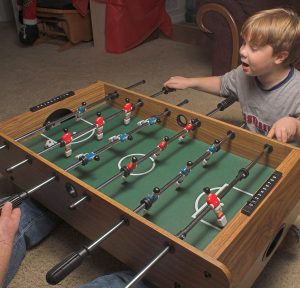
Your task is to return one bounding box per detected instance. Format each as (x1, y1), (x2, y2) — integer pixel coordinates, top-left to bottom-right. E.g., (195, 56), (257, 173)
(217, 96), (236, 111)
(46, 248), (89, 285)
(125, 80), (146, 90)
(0, 192), (28, 211)
(176, 99), (189, 107)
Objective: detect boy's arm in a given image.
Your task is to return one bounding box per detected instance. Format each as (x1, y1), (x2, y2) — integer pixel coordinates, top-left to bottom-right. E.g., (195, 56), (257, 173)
(164, 76), (221, 96)
(294, 119), (300, 145)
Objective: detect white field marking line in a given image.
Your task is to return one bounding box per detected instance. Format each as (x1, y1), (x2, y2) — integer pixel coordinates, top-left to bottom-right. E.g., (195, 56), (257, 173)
(72, 129), (95, 144)
(118, 153), (156, 176)
(40, 118), (96, 145)
(200, 219), (221, 231)
(41, 130), (95, 145)
(80, 118), (94, 126)
(69, 118), (96, 144)
(192, 184), (253, 219)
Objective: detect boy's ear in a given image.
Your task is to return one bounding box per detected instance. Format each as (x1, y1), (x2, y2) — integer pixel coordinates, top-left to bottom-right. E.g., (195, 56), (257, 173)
(274, 51), (289, 64)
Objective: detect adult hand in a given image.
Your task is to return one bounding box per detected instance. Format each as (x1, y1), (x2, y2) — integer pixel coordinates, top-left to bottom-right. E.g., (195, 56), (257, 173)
(0, 202), (21, 286)
(0, 202), (21, 248)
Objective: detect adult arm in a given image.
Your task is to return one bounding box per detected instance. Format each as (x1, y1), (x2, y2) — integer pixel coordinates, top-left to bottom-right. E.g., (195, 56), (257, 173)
(0, 202), (21, 286)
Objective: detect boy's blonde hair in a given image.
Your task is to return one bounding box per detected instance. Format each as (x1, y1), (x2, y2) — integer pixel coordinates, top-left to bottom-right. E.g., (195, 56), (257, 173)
(241, 8), (300, 65)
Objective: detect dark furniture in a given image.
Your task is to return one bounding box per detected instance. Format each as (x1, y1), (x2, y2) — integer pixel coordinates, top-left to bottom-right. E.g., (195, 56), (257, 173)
(36, 0), (92, 45)
(196, 0), (300, 75)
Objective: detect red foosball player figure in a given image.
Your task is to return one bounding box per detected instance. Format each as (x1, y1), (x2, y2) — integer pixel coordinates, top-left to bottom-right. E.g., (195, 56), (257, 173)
(123, 98), (133, 125)
(203, 187), (227, 227)
(121, 156), (138, 180)
(153, 136), (169, 158)
(61, 128), (73, 157)
(95, 112), (105, 140)
(179, 121), (195, 141)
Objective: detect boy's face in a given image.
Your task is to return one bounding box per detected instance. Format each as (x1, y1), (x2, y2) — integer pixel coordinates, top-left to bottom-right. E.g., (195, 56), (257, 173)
(239, 37), (278, 77)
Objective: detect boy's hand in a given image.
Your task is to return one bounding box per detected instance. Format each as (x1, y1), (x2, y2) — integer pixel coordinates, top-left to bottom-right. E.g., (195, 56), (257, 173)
(0, 202), (21, 248)
(164, 76), (191, 90)
(267, 116), (299, 143)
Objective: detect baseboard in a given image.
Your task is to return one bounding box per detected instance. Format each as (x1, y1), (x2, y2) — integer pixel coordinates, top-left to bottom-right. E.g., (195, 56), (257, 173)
(161, 22), (211, 47)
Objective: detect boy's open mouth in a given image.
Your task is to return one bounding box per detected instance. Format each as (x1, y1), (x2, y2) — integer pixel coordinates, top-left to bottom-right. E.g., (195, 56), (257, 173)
(242, 61), (249, 68)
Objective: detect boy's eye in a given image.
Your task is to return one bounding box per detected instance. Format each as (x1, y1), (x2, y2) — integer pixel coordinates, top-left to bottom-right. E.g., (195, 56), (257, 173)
(250, 45), (259, 51)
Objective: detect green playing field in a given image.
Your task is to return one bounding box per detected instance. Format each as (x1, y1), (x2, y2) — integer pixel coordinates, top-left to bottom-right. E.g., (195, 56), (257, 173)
(23, 104), (274, 249)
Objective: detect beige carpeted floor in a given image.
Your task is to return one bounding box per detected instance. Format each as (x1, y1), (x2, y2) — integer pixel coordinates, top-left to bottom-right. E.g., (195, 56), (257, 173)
(0, 21), (299, 288)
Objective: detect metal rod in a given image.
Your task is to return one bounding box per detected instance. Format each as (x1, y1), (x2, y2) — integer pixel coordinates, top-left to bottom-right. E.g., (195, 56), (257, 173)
(6, 159), (30, 173)
(5, 124), (96, 172)
(11, 80), (146, 143)
(177, 144), (272, 239)
(0, 144), (7, 150)
(60, 129), (230, 282)
(96, 171), (124, 191)
(150, 90), (164, 98)
(126, 80), (146, 90)
(125, 246), (170, 288)
(206, 97), (236, 117)
(69, 195), (89, 210)
(126, 143), (272, 288)
(74, 121), (195, 207)
(5, 100), (143, 172)
(0, 175), (57, 211)
(87, 219), (126, 251)
(206, 107), (219, 117)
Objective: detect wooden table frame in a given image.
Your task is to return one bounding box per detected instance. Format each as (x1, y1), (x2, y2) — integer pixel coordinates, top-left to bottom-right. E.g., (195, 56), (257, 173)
(1, 81), (299, 288)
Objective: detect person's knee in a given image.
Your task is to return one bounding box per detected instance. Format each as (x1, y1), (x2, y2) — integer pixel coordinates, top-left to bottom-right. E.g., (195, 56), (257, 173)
(19, 199), (60, 248)
(78, 270), (154, 288)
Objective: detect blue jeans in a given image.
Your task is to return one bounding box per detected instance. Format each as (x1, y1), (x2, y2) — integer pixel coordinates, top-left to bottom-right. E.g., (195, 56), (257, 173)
(2, 198), (59, 288)
(3, 198), (154, 288)
(79, 270), (155, 288)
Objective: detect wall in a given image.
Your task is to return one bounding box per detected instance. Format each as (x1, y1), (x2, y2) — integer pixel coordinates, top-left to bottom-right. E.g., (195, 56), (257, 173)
(166, 0), (185, 23)
(0, 0), (14, 22)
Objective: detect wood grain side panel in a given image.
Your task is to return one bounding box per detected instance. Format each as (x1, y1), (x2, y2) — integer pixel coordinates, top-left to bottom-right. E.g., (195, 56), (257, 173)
(204, 150), (300, 288)
(0, 82), (106, 138)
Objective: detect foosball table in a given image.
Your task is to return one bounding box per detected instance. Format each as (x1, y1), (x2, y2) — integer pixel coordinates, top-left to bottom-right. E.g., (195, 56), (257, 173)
(0, 81), (299, 288)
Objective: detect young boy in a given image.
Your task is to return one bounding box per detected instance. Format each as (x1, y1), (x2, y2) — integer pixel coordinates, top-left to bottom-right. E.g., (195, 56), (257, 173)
(164, 8), (300, 145)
